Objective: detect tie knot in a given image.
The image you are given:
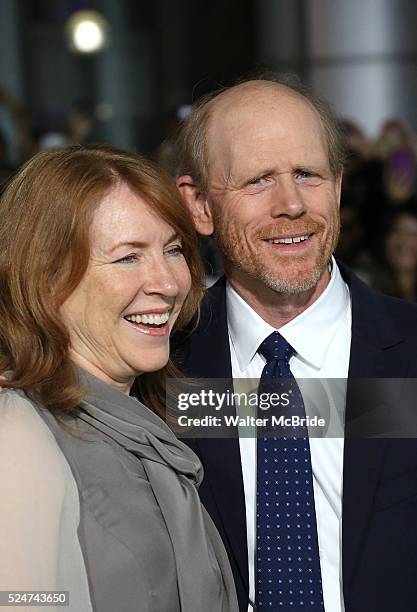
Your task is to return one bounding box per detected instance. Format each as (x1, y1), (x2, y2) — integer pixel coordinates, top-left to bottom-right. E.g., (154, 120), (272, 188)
(258, 331), (294, 364)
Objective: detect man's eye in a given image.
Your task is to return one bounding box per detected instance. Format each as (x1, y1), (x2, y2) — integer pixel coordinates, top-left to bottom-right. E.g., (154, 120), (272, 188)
(296, 170), (313, 178)
(294, 170), (323, 184)
(248, 176), (269, 186)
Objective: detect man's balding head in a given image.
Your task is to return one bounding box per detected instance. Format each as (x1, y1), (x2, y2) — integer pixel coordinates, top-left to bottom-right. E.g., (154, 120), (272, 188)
(176, 77), (345, 192)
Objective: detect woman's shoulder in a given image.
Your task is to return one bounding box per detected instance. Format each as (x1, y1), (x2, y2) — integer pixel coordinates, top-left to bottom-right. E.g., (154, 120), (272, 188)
(0, 388), (52, 441)
(0, 391), (91, 605)
(0, 389), (70, 497)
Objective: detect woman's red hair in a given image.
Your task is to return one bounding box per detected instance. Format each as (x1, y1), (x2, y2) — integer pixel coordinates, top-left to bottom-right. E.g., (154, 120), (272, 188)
(0, 144), (204, 414)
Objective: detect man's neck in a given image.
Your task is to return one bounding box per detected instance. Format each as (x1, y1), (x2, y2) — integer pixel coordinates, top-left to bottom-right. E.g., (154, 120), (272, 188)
(227, 269), (331, 329)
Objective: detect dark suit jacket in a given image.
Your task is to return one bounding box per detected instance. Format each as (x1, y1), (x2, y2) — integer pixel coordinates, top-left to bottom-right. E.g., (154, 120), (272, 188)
(174, 263), (417, 612)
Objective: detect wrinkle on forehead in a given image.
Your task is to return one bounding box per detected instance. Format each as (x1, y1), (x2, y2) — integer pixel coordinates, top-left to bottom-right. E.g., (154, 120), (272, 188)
(206, 82), (329, 188)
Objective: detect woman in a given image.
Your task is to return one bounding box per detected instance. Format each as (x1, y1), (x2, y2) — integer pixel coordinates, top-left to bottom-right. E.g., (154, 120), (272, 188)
(0, 145), (238, 612)
(370, 206), (417, 301)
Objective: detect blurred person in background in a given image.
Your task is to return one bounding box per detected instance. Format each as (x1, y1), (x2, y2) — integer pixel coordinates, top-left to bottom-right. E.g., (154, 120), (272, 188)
(340, 119), (372, 166)
(36, 100), (97, 153)
(369, 206), (417, 301)
(335, 202), (368, 272)
(339, 119), (385, 258)
(372, 118), (417, 207)
(339, 118), (417, 273)
(373, 118), (417, 162)
(0, 86), (33, 191)
(0, 145), (238, 612)
(0, 86), (33, 162)
(383, 146), (417, 207)
(0, 129), (14, 192)
(66, 99), (97, 145)
(155, 105), (191, 176)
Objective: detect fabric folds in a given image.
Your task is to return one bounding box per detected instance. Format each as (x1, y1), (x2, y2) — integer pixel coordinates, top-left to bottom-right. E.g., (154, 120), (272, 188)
(39, 369), (238, 612)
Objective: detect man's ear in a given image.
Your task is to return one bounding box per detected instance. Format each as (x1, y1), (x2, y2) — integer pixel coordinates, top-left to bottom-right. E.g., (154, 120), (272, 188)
(177, 175), (214, 236)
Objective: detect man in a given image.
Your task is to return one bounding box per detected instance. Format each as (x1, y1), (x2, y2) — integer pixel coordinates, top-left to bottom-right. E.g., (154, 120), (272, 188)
(175, 78), (417, 612)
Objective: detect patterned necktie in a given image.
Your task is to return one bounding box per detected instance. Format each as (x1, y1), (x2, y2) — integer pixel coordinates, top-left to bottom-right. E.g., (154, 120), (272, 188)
(256, 331), (325, 610)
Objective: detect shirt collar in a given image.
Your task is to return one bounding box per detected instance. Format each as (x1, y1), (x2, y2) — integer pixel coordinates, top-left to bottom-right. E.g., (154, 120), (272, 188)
(226, 257), (350, 372)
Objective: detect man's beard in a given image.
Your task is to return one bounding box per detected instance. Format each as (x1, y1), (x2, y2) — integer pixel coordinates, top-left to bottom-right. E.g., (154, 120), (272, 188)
(212, 214), (340, 296)
(253, 263), (326, 295)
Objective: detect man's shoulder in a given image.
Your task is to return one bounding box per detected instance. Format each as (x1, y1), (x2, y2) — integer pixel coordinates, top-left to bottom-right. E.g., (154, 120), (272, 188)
(372, 289), (417, 340)
(339, 262), (417, 357)
(203, 275), (227, 305)
(340, 261), (417, 321)
(377, 290), (417, 318)
(193, 276), (228, 333)
(172, 276), (230, 377)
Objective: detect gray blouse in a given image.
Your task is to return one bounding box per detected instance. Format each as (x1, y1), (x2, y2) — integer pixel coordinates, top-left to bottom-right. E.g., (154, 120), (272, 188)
(0, 370), (238, 612)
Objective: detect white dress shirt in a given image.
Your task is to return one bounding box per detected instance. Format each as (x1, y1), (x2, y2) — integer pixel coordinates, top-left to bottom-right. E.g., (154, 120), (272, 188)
(227, 259), (351, 612)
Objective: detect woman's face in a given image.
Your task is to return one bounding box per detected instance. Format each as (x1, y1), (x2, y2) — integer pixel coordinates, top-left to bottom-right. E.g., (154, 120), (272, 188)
(385, 214), (417, 273)
(60, 182), (192, 392)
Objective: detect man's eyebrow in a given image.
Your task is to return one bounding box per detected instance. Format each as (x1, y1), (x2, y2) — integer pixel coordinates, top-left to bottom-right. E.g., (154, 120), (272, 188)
(294, 163), (328, 172)
(245, 168), (276, 178)
(232, 168), (275, 186)
(109, 232), (180, 253)
(242, 165), (322, 180)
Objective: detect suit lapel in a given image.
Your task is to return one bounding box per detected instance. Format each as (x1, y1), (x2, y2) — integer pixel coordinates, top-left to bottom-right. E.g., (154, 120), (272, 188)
(178, 278), (249, 595)
(339, 264), (404, 589)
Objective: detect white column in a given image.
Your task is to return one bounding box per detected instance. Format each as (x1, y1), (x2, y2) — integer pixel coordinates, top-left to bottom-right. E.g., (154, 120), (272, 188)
(256, 0), (417, 135)
(307, 0), (417, 134)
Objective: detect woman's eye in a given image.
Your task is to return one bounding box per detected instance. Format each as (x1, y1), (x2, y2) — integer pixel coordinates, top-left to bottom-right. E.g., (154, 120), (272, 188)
(165, 245), (184, 257)
(115, 254), (137, 264)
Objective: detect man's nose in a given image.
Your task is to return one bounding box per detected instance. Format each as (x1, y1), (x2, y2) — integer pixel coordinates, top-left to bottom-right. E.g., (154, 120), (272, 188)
(269, 174), (306, 218)
(142, 257), (180, 297)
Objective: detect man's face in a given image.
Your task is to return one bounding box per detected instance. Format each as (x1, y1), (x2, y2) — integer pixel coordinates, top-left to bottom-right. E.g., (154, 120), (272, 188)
(204, 86), (342, 295)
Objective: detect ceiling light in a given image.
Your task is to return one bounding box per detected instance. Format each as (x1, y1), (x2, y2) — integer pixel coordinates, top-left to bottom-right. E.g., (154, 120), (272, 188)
(66, 10), (109, 54)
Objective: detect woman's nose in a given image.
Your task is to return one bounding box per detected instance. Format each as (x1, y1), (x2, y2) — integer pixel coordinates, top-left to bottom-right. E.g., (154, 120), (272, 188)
(141, 258), (180, 297)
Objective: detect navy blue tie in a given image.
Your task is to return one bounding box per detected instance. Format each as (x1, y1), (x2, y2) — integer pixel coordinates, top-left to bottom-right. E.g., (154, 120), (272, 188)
(256, 331), (325, 610)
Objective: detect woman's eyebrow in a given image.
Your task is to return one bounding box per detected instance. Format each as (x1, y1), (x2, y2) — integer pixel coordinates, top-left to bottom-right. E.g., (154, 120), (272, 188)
(108, 233), (180, 253)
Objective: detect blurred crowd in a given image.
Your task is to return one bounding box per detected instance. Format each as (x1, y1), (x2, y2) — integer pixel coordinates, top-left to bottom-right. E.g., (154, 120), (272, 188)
(337, 118), (417, 300)
(0, 86), (96, 188)
(1, 85), (417, 301)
